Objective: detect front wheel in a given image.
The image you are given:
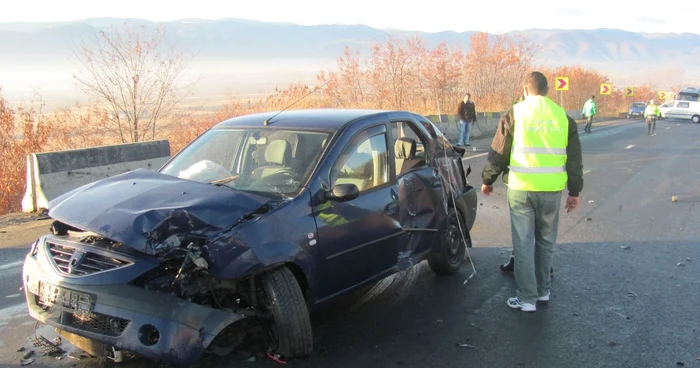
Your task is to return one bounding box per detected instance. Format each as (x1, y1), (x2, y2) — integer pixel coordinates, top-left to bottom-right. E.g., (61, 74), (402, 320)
(428, 208), (467, 275)
(259, 267), (313, 358)
(692, 115), (700, 124)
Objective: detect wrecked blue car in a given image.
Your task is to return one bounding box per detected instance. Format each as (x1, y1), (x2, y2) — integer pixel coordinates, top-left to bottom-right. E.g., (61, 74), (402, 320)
(22, 109), (478, 367)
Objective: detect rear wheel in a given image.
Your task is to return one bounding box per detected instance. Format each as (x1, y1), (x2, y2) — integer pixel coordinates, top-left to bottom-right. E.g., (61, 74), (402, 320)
(428, 208), (467, 275)
(692, 115), (700, 124)
(259, 267), (313, 358)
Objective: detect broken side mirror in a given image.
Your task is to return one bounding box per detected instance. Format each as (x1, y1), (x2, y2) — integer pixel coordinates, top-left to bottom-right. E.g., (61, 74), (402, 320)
(325, 183), (360, 202)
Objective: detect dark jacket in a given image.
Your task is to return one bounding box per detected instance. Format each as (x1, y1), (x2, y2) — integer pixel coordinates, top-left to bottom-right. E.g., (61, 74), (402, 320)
(457, 100), (477, 122)
(481, 110), (584, 197)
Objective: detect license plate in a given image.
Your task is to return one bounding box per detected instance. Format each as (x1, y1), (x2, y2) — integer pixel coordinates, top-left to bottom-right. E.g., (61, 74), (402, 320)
(38, 282), (93, 314)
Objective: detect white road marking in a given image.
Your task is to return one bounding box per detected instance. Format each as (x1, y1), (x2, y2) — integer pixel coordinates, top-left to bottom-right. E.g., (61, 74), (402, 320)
(666, 127), (671, 130)
(4, 294), (20, 299)
(0, 303), (28, 322)
(0, 261), (23, 271)
(625, 144), (635, 149)
(463, 152), (488, 161)
(584, 169), (591, 175)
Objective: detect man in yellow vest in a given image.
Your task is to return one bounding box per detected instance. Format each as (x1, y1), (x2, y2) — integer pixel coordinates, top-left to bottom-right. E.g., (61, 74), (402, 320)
(481, 71), (584, 312)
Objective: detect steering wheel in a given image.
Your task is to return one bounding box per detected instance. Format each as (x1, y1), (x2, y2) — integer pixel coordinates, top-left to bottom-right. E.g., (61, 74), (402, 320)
(273, 167), (297, 176)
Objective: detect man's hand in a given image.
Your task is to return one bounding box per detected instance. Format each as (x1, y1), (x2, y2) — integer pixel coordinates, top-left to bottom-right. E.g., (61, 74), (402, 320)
(565, 196), (580, 213)
(481, 184), (493, 196)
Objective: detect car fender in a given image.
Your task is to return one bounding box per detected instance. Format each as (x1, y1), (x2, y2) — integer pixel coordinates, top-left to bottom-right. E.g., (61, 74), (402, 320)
(212, 242), (314, 287)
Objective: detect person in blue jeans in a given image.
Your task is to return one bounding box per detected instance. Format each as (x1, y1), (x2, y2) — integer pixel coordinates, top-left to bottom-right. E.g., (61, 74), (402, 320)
(457, 93), (477, 146)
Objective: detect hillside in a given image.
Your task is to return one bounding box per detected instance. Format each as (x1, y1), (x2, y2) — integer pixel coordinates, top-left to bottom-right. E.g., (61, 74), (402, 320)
(0, 18), (698, 106)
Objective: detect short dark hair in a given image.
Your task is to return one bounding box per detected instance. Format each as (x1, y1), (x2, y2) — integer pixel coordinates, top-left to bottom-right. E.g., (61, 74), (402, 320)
(525, 72), (548, 96)
(591, 95), (595, 99)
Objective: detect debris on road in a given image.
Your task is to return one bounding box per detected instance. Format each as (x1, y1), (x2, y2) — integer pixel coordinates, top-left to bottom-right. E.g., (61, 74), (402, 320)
(457, 343), (476, 349)
(620, 245), (631, 250)
(588, 200), (594, 203)
(20, 358), (34, 366)
(686, 258), (691, 262)
(30, 335), (64, 357)
(437, 319), (443, 323)
(672, 196), (678, 202)
(22, 350), (35, 359)
(626, 292), (637, 298)
(677, 361), (684, 366)
(587, 217), (593, 221)
(266, 349), (287, 364)
(677, 262), (685, 267)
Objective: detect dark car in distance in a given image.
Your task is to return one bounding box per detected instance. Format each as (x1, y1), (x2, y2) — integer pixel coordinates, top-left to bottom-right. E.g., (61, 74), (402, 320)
(627, 102), (647, 119)
(21, 109), (478, 367)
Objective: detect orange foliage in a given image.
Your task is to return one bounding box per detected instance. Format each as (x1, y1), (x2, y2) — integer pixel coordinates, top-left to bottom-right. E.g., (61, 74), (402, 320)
(0, 95), (51, 214)
(1, 32), (671, 215)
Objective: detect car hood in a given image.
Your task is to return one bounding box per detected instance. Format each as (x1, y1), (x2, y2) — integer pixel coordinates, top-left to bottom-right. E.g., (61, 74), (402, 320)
(48, 168), (271, 255)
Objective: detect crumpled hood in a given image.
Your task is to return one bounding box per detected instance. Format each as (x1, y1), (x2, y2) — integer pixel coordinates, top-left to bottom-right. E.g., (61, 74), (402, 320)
(48, 168), (270, 255)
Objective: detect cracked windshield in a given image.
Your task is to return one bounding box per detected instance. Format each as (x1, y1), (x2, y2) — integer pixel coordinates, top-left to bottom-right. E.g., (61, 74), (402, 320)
(161, 128), (330, 196)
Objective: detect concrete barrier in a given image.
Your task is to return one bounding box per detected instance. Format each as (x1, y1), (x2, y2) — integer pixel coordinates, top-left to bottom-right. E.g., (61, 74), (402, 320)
(22, 140), (171, 213)
(426, 110), (583, 142)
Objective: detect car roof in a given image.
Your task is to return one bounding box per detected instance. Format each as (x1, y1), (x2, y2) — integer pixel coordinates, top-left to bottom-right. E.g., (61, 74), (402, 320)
(214, 108), (392, 130)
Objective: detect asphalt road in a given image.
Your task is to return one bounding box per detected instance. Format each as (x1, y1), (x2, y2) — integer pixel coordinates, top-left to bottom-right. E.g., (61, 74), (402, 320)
(1, 117), (699, 367)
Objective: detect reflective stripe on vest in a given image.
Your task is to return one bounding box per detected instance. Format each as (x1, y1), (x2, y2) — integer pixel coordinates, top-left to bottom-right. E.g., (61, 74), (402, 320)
(508, 96), (569, 192)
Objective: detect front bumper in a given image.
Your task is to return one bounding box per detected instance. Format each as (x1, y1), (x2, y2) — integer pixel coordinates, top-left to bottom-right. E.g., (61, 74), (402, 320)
(22, 238), (245, 367)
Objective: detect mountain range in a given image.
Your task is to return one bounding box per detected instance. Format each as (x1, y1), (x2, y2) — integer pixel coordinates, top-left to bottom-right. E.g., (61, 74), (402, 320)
(0, 18), (698, 106)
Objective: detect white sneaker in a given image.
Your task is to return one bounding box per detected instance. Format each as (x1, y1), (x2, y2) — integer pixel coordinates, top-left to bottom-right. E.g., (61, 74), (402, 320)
(507, 297), (536, 312)
(537, 292), (550, 302)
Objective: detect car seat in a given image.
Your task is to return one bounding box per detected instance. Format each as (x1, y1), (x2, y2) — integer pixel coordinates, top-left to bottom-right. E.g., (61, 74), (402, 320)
(252, 139), (293, 179)
(395, 137), (422, 175)
(335, 153), (373, 191)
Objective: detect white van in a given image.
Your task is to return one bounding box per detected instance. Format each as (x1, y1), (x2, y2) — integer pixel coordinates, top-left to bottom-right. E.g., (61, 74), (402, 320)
(658, 100), (700, 123)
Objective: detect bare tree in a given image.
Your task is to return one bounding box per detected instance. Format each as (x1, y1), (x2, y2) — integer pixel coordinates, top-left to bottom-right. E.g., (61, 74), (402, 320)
(73, 22), (193, 143)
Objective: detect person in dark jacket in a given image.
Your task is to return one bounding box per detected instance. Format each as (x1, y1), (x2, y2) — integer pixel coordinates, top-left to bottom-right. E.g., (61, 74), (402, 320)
(481, 72), (584, 311)
(457, 93), (477, 146)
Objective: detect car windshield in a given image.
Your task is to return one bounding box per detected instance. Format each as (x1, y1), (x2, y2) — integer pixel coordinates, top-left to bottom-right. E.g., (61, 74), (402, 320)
(631, 103), (645, 109)
(160, 128), (331, 197)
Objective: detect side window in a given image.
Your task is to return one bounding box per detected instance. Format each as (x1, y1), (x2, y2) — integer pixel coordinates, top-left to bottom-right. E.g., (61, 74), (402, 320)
(661, 102), (673, 108)
(677, 102), (690, 108)
(391, 121), (429, 176)
(331, 131), (389, 193)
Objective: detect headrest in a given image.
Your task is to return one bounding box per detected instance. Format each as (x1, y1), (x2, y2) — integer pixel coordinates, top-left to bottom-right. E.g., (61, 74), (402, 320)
(343, 153), (373, 176)
(395, 137), (416, 159)
(265, 139), (291, 165)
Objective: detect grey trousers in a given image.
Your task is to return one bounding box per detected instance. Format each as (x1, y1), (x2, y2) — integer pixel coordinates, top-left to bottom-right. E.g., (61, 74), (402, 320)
(507, 188), (562, 305)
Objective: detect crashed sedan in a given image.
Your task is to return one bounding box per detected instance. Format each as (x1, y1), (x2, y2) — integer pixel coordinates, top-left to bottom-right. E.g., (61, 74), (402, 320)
(22, 108), (478, 367)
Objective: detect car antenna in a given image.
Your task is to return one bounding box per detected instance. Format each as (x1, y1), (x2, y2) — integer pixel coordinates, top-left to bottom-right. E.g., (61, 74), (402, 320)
(263, 81), (329, 126)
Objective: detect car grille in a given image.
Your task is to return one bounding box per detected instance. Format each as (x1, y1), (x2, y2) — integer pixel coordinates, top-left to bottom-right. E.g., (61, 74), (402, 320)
(70, 311), (130, 336)
(47, 242), (132, 276)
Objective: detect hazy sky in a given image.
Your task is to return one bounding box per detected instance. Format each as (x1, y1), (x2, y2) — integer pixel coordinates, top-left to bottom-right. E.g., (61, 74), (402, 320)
(2, 0), (697, 34)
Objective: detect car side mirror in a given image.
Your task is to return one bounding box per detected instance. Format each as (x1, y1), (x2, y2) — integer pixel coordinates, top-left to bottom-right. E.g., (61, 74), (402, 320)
(325, 183), (360, 202)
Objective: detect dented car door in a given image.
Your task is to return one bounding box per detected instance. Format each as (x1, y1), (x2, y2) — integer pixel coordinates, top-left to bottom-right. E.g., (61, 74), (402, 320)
(314, 123), (402, 299)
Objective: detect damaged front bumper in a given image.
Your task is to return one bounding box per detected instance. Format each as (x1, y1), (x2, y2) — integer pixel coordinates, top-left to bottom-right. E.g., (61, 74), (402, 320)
(22, 236), (245, 367)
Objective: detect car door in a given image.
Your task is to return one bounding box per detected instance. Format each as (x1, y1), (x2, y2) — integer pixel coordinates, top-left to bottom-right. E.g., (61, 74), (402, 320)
(314, 123), (402, 299)
(389, 119), (446, 261)
(676, 101), (691, 119)
(659, 101), (674, 118)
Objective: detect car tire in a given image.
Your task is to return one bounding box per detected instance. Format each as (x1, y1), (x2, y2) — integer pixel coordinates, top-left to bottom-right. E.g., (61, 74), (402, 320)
(428, 208), (467, 275)
(259, 267), (313, 358)
(692, 115), (700, 124)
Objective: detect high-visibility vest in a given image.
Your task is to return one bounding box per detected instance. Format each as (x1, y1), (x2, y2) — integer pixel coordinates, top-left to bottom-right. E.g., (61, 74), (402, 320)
(508, 96), (569, 192)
